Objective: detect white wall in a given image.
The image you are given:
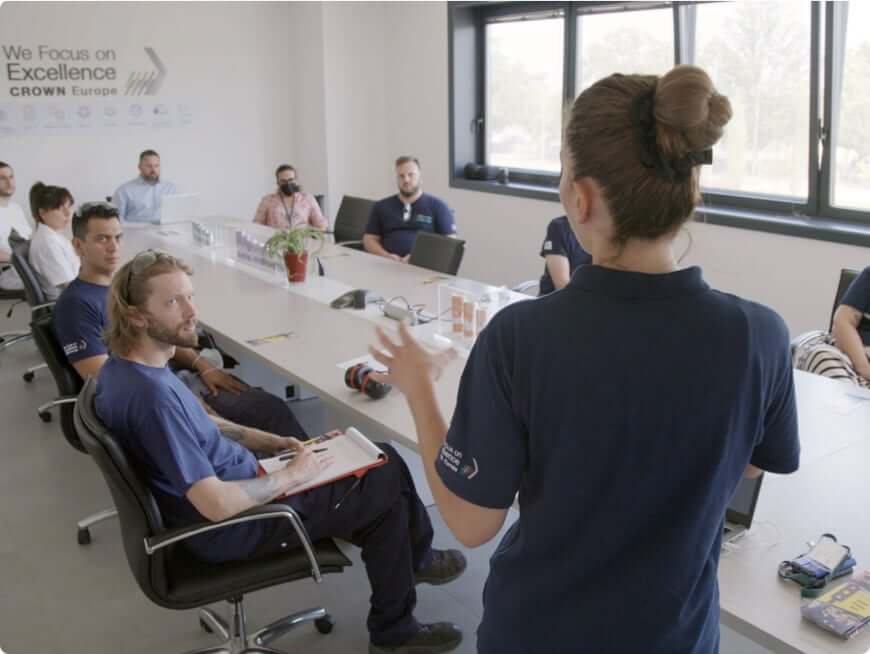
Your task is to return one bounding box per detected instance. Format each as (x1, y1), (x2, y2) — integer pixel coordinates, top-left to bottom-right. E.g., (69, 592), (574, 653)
(1, 1), (866, 335)
(289, 0), (868, 336)
(0, 1), (295, 220)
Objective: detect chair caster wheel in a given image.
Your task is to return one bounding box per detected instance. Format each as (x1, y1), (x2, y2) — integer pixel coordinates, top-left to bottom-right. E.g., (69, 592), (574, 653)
(39, 411), (52, 423)
(315, 615), (334, 634)
(77, 528), (91, 545)
(199, 617), (213, 634)
(23, 371), (34, 382)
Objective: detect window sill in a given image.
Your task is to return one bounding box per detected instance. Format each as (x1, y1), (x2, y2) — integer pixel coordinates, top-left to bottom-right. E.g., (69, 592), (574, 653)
(449, 175), (870, 249)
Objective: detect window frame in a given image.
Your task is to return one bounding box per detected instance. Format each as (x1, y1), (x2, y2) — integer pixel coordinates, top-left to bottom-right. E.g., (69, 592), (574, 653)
(448, 0), (870, 242)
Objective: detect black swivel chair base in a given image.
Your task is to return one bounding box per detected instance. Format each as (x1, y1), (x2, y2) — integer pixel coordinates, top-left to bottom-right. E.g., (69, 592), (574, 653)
(76, 507), (118, 545)
(191, 598), (334, 654)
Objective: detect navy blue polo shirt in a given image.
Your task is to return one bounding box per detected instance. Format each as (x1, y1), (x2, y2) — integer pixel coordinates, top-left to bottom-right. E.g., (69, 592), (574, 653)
(95, 357), (263, 562)
(436, 265), (800, 654)
(538, 215), (592, 295)
(365, 193), (456, 257)
(839, 267), (870, 346)
(53, 278), (110, 363)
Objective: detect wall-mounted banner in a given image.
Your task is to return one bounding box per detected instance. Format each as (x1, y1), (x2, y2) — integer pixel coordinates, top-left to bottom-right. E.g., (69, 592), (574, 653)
(1, 44), (167, 98)
(0, 43), (193, 135)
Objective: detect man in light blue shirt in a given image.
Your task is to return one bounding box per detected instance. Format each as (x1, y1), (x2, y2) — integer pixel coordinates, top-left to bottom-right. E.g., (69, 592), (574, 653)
(112, 149), (177, 223)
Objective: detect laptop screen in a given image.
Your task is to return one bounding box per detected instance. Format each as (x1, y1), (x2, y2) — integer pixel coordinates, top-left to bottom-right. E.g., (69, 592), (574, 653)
(725, 473), (764, 529)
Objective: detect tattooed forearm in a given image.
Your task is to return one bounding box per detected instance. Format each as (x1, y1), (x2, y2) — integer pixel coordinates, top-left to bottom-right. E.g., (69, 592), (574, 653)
(236, 474), (284, 505)
(220, 426), (247, 444)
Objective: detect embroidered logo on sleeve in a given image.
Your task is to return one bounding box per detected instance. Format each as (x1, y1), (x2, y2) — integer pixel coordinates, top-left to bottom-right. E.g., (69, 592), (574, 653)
(62, 339), (87, 356)
(439, 443), (479, 480)
(543, 240), (553, 251)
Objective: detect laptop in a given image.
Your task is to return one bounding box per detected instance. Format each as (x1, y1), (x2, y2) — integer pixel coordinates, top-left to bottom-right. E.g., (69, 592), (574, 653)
(722, 473), (764, 544)
(159, 193), (200, 224)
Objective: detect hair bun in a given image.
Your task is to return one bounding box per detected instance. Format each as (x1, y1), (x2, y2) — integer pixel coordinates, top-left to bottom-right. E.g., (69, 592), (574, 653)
(653, 65), (732, 160)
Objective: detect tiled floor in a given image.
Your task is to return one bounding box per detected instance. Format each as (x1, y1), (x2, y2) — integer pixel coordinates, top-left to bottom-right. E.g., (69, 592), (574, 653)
(0, 299), (768, 653)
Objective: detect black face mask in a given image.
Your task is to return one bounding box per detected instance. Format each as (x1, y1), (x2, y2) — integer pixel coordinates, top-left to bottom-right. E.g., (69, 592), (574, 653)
(280, 182), (300, 196)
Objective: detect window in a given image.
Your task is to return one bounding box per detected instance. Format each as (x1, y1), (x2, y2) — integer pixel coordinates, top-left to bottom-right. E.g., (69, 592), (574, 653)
(576, 7), (675, 95)
(829, 1), (870, 212)
(485, 13), (565, 173)
(689, 2), (812, 201)
(449, 1), (870, 238)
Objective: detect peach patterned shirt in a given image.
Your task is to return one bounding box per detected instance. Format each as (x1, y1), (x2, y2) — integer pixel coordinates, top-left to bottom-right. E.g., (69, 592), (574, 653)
(253, 191), (327, 230)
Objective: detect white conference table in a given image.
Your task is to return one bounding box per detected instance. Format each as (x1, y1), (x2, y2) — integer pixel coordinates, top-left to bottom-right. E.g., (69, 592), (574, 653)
(719, 371), (870, 654)
(122, 220), (515, 449)
(122, 221), (870, 654)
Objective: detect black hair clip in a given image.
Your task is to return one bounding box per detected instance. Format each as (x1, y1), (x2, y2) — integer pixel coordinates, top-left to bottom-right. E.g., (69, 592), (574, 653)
(630, 90), (714, 183)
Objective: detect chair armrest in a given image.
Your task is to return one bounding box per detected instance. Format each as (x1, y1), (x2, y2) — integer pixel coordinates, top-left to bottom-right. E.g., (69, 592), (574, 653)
(143, 503), (324, 582)
(31, 301), (56, 315)
(337, 240), (364, 251)
(512, 280), (539, 295)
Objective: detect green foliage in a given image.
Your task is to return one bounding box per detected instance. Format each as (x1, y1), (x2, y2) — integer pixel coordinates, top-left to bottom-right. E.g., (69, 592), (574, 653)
(265, 225), (325, 257)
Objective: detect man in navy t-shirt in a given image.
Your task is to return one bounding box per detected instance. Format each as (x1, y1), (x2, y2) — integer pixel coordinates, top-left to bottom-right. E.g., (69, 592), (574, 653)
(52, 202), (305, 438)
(832, 266), (870, 383)
(363, 156), (456, 260)
(538, 214), (592, 295)
(93, 250), (466, 653)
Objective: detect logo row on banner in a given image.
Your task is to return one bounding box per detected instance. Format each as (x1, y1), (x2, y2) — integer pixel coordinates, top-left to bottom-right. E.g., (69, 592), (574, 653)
(0, 99), (194, 136)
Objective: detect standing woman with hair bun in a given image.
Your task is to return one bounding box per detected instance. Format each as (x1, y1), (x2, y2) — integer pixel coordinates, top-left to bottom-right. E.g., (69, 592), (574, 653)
(370, 65), (801, 653)
(28, 182), (79, 300)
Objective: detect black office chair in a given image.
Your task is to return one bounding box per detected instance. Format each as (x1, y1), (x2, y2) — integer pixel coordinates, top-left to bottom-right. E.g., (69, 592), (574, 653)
(74, 378), (351, 653)
(408, 232), (466, 276)
(8, 230), (52, 381)
(29, 312), (118, 544)
(0, 280), (29, 347)
(790, 268), (861, 355)
(314, 194), (325, 214)
(828, 268), (860, 331)
(332, 195), (376, 250)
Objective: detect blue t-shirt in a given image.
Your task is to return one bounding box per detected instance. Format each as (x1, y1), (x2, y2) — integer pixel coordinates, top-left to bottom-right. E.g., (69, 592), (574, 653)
(94, 357), (263, 562)
(538, 215), (592, 295)
(365, 193), (456, 257)
(839, 267), (870, 346)
(436, 265), (800, 654)
(53, 278), (110, 363)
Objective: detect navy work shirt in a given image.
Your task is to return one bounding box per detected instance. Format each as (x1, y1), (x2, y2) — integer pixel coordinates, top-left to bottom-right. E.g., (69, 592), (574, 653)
(538, 215), (592, 295)
(365, 193), (456, 257)
(839, 267), (870, 346)
(53, 278), (110, 363)
(436, 265), (800, 654)
(95, 357), (263, 562)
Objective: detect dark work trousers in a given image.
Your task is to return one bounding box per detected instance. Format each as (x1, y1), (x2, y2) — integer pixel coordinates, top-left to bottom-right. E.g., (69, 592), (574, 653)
(252, 443), (435, 647)
(203, 386), (308, 438)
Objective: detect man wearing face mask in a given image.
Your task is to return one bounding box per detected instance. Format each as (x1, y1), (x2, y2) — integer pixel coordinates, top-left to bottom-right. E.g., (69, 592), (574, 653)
(253, 164), (327, 231)
(363, 156), (456, 262)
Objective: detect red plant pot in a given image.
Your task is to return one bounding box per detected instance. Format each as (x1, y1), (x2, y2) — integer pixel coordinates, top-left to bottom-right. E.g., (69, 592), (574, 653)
(283, 251), (309, 283)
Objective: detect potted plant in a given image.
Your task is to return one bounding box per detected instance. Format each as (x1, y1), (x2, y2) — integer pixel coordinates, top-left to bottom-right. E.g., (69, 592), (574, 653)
(265, 225), (325, 283)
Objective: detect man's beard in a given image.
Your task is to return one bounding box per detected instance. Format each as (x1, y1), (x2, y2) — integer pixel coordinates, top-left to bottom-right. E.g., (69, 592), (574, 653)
(0, 189), (12, 198)
(398, 184), (420, 199)
(145, 316), (198, 348)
